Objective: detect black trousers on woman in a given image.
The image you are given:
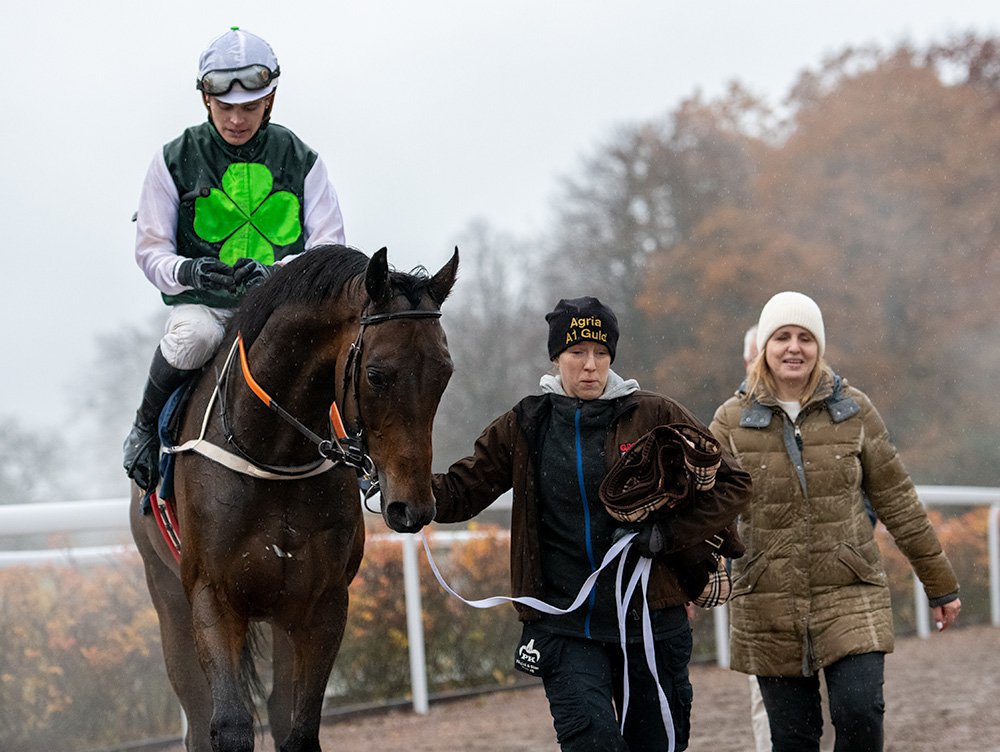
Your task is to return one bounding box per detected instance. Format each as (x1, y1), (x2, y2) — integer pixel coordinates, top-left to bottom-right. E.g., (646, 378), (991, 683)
(525, 623), (693, 752)
(757, 651), (885, 752)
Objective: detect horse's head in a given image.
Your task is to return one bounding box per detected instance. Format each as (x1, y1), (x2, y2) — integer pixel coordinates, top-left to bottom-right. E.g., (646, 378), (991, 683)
(356, 247), (458, 533)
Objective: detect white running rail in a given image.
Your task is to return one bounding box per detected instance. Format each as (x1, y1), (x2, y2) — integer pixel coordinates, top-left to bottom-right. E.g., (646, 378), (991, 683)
(1, 486), (998, 699)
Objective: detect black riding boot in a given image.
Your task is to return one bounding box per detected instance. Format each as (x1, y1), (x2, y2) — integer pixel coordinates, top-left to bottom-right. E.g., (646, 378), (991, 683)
(123, 347), (194, 491)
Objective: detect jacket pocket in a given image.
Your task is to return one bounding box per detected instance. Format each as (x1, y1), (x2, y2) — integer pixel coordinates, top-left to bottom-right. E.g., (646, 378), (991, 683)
(835, 542), (886, 586)
(731, 550), (769, 598)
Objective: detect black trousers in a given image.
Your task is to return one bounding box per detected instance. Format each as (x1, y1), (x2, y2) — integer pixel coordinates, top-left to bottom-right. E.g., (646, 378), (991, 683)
(757, 652), (886, 752)
(524, 624), (693, 751)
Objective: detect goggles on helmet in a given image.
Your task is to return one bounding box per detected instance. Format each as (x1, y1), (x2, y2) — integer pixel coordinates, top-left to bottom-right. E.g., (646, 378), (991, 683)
(197, 64), (280, 96)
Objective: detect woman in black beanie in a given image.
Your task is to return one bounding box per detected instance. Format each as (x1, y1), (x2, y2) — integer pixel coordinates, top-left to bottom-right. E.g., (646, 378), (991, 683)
(432, 296), (751, 751)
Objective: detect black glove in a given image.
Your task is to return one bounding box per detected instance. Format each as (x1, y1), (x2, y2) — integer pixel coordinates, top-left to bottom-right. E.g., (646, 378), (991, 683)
(233, 258), (275, 290)
(613, 520), (669, 558)
(177, 257), (235, 292)
(664, 542), (718, 600)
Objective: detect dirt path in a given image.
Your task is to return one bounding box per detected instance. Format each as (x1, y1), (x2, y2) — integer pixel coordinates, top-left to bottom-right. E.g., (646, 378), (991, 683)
(165, 624), (1000, 751)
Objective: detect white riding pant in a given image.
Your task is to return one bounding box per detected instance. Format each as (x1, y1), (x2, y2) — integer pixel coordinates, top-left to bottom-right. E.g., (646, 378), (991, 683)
(159, 304), (234, 370)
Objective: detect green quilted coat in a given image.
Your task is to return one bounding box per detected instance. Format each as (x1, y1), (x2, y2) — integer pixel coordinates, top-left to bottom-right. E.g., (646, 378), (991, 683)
(710, 371), (958, 677)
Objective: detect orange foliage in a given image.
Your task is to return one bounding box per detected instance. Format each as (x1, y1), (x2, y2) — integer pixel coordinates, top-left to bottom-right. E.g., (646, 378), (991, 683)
(876, 508), (991, 631)
(0, 511), (993, 749)
(328, 525), (526, 707)
(632, 39), (1000, 484)
(0, 554), (175, 752)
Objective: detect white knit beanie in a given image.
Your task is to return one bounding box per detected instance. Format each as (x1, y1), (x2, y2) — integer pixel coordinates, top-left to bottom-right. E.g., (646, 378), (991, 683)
(756, 291), (826, 357)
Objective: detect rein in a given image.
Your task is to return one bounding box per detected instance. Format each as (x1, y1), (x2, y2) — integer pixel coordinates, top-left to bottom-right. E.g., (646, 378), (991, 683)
(164, 339), (343, 480)
(206, 307), (442, 490)
(158, 303), (444, 556)
(229, 332), (369, 475)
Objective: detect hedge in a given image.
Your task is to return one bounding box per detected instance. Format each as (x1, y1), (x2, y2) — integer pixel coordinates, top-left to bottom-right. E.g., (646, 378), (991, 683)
(0, 510), (991, 751)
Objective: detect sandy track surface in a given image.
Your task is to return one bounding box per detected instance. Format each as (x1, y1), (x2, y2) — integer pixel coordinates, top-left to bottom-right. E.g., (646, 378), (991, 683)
(163, 624), (1000, 751)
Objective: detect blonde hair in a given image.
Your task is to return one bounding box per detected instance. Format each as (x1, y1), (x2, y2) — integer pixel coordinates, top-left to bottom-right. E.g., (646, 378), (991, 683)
(745, 350), (829, 404)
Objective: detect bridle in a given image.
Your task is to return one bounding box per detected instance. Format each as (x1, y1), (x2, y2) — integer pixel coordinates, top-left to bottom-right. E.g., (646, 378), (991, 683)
(222, 305), (444, 501)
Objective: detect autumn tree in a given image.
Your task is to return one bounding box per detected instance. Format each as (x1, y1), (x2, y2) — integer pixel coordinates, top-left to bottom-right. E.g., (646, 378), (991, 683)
(539, 85), (770, 383)
(640, 35), (1000, 482)
(431, 220), (546, 469)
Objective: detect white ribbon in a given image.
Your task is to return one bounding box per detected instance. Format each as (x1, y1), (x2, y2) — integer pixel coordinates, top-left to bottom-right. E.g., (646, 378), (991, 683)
(419, 530), (675, 750)
(614, 554), (675, 750)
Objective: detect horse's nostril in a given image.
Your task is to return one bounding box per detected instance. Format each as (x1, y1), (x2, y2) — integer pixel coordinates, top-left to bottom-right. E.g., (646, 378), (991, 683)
(385, 500), (434, 534)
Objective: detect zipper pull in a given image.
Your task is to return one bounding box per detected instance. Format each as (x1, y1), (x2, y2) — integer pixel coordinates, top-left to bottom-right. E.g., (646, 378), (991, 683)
(794, 424), (803, 451)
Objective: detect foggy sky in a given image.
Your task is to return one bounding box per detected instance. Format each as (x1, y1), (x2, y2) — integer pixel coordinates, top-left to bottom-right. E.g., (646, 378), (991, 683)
(2, 0), (998, 429)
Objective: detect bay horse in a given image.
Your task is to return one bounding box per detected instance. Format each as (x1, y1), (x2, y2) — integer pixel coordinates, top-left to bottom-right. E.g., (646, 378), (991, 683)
(130, 245), (457, 752)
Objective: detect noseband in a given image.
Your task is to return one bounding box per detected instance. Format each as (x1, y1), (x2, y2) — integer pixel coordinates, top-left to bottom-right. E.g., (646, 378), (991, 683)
(226, 306), (443, 499)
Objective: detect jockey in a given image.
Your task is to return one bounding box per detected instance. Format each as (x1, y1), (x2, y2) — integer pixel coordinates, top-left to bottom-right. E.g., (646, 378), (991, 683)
(123, 27), (347, 491)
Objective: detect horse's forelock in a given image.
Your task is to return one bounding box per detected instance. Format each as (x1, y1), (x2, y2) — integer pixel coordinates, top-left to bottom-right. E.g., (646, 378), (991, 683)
(388, 268), (437, 309)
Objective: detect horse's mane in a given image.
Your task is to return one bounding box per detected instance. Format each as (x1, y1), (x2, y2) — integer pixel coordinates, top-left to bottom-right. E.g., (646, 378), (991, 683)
(228, 244), (443, 347)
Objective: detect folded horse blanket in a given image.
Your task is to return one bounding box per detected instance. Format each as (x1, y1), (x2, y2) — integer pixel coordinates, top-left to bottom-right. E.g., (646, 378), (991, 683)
(599, 423), (722, 523)
(599, 422), (743, 607)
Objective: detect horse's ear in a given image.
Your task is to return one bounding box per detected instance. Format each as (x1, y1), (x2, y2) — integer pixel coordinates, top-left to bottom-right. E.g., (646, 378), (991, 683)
(429, 246), (459, 305)
(365, 247), (392, 303)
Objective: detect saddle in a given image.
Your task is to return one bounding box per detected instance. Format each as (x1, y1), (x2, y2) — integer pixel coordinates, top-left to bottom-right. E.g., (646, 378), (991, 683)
(140, 380), (196, 514)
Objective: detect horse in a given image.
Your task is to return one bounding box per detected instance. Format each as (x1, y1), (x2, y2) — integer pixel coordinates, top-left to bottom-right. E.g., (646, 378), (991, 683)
(130, 245), (458, 752)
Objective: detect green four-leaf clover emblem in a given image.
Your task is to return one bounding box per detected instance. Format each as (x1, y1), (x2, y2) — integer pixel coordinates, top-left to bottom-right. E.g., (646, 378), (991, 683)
(193, 163), (302, 265)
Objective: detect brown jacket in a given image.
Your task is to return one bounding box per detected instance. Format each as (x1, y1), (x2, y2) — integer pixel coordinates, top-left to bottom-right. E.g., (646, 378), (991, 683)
(433, 389), (752, 620)
(710, 372), (959, 676)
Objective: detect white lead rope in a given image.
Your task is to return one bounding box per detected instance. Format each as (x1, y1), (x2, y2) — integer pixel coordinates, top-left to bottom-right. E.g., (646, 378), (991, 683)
(615, 554), (675, 750)
(418, 530), (675, 751)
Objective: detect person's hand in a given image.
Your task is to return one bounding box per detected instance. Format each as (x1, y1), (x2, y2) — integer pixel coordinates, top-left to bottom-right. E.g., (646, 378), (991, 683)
(613, 520), (668, 558)
(177, 257), (236, 292)
(233, 258), (275, 290)
(664, 542), (717, 600)
(932, 598), (962, 631)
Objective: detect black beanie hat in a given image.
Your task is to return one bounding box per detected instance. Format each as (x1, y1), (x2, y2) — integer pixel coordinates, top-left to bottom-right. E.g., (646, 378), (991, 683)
(545, 296), (620, 362)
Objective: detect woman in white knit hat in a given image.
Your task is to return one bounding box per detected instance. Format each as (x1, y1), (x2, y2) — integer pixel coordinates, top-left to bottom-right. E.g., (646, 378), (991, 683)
(710, 291), (962, 752)
(123, 27), (347, 492)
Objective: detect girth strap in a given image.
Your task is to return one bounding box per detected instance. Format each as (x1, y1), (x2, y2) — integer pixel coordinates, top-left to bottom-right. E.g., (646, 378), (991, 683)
(165, 437), (338, 480)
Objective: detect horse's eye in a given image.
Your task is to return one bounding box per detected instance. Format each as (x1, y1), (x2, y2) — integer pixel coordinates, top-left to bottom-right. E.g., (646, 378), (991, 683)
(366, 368), (390, 390)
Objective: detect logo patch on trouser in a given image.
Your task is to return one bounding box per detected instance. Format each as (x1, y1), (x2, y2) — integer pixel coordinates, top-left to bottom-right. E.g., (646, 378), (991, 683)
(514, 625), (561, 677)
(516, 638), (542, 675)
